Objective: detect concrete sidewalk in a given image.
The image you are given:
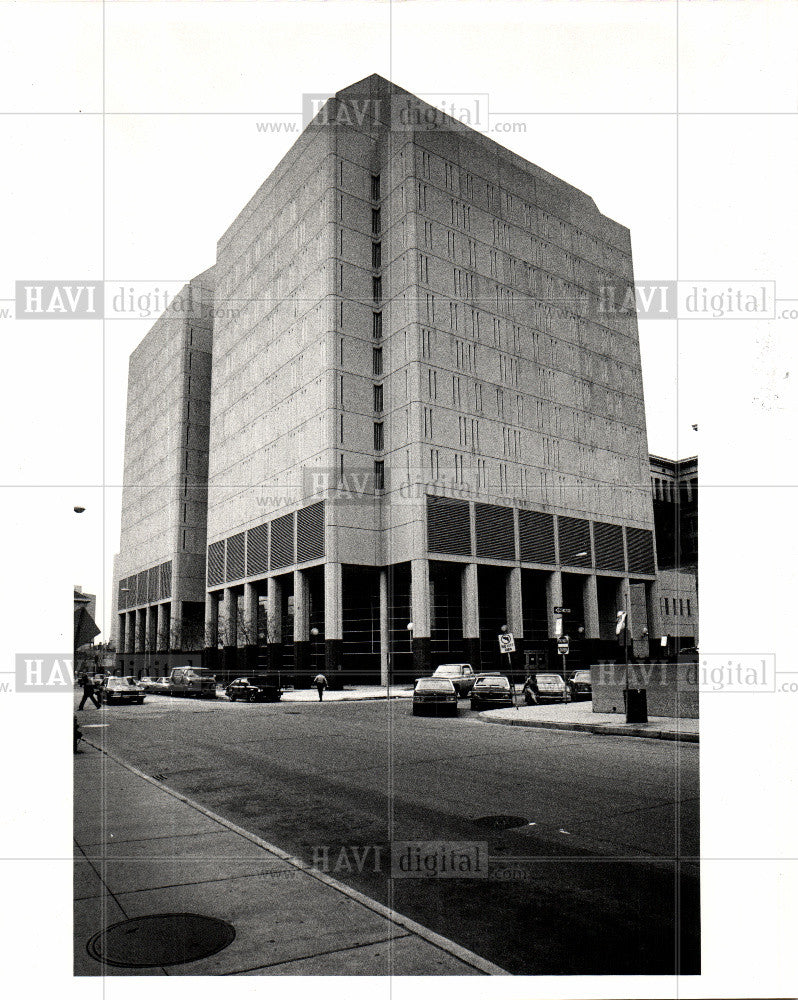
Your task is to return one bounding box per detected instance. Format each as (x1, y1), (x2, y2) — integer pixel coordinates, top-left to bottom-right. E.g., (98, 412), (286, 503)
(480, 699), (699, 743)
(279, 685), (413, 702)
(74, 741), (504, 976)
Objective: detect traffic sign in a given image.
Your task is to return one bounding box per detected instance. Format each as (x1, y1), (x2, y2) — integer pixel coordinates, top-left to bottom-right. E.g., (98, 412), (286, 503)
(553, 606), (571, 614)
(557, 636), (570, 655)
(498, 632), (516, 654)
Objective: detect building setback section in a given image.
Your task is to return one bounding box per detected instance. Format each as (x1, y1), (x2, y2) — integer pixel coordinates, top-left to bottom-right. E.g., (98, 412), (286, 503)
(113, 268), (215, 674)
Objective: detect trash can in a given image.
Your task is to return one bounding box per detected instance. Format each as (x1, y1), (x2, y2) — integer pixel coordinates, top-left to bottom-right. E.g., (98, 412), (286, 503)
(624, 688), (648, 724)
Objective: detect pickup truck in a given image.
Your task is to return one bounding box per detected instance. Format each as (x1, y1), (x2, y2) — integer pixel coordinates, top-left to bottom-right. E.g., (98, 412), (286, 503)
(168, 666), (217, 699)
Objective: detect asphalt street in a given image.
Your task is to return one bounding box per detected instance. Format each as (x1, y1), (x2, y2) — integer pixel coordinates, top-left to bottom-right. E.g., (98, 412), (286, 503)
(77, 693), (700, 975)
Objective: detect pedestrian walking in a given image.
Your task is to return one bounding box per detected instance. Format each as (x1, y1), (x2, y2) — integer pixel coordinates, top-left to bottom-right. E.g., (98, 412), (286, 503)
(77, 671), (100, 710)
(313, 673), (328, 701)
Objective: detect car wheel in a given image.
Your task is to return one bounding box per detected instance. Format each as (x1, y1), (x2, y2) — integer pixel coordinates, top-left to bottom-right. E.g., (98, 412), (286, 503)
(248, 691), (257, 703)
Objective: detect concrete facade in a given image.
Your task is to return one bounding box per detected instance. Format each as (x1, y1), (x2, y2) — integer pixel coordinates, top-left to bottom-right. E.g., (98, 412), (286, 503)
(201, 76), (660, 684)
(113, 269), (215, 674)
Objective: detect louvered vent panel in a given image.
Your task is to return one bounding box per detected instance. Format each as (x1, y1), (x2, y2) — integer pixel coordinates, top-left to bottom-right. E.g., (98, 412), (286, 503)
(626, 526), (655, 574)
(118, 578), (129, 610)
(475, 503), (516, 560)
(558, 516), (592, 567)
(136, 570), (148, 605)
(593, 522), (625, 571)
(270, 512), (295, 569)
(247, 522), (269, 576)
(159, 561), (172, 599)
(207, 540), (225, 586)
(226, 531), (246, 582)
(297, 501), (325, 563)
(148, 567), (159, 602)
(518, 509), (555, 565)
(426, 495), (472, 555)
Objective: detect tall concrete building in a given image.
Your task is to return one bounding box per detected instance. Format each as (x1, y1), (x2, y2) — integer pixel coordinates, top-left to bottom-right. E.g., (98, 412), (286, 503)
(201, 75), (660, 684)
(114, 268), (215, 674)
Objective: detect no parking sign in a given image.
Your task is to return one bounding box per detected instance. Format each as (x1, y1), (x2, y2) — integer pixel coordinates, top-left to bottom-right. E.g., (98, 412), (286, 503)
(498, 632), (516, 653)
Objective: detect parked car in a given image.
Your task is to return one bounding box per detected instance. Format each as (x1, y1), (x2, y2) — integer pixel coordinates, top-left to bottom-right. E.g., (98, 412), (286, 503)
(412, 677), (458, 716)
(168, 666), (217, 698)
(142, 676), (171, 695)
(432, 663), (476, 696)
(568, 669), (592, 700)
(226, 675), (282, 703)
(99, 676), (145, 705)
(470, 674), (514, 710)
(524, 672), (569, 704)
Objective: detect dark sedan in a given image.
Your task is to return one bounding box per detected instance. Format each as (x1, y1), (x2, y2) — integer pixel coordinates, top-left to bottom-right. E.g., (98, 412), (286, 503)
(568, 669), (592, 700)
(470, 674), (514, 711)
(412, 677), (458, 716)
(226, 675), (282, 703)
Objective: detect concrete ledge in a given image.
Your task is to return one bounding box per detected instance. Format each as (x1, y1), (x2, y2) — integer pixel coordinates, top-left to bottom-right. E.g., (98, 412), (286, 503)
(480, 712), (699, 743)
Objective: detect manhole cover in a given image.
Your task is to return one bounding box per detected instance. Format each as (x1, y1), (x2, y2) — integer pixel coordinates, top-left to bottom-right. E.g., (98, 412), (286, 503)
(87, 913), (236, 968)
(473, 814), (531, 830)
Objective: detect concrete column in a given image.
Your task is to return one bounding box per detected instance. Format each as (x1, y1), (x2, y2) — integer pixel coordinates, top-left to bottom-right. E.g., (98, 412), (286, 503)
(156, 602), (170, 650)
(379, 568), (389, 686)
(506, 567), (523, 636)
(293, 569), (311, 678)
(545, 570), (563, 637)
(266, 576), (282, 643)
(294, 570), (309, 641)
(410, 558), (431, 637)
(645, 579), (663, 641)
(265, 575), (284, 674)
(462, 563), (481, 672)
(324, 562), (343, 640)
(583, 575), (600, 638)
(410, 558), (431, 676)
(221, 587), (238, 648)
(169, 599), (182, 651)
(204, 592), (219, 648)
(243, 583), (259, 646)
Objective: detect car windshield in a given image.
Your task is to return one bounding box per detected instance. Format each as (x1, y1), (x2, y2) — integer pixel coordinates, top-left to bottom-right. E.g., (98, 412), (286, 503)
(537, 674), (563, 684)
(433, 666), (461, 676)
(475, 677), (510, 689)
(572, 671), (591, 682)
(416, 678), (454, 692)
(106, 678), (127, 689)
(125, 677), (138, 686)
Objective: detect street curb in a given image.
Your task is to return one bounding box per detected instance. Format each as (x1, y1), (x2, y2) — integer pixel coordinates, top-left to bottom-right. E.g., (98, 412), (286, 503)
(479, 714), (699, 743)
(82, 739), (509, 976)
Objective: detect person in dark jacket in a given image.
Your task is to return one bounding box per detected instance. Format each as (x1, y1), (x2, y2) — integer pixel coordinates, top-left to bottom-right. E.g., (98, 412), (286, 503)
(77, 671), (100, 710)
(313, 673), (328, 701)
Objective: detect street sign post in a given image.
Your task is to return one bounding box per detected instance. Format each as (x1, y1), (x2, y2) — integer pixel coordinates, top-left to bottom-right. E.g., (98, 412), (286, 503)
(498, 632), (517, 709)
(557, 635), (569, 702)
